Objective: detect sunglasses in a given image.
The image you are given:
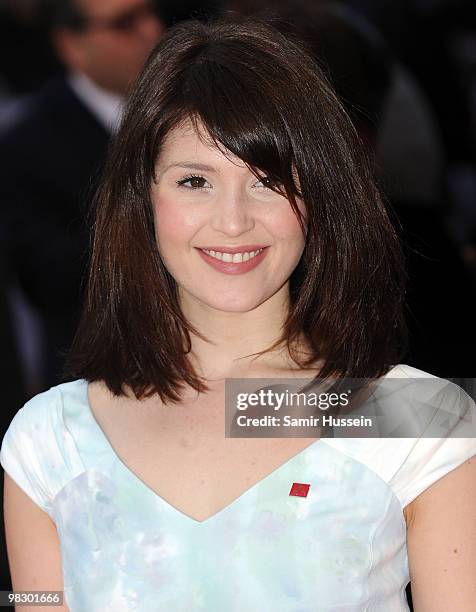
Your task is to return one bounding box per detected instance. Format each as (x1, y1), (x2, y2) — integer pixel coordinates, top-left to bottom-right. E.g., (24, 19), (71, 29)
(79, 2), (158, 33)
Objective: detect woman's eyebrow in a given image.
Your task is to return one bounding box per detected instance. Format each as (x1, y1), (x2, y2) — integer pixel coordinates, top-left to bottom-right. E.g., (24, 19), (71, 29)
(161, 162), (217, 174)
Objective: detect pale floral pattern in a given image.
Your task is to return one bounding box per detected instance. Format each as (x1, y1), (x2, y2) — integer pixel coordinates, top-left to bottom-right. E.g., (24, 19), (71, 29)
(1, 366), (476, 611)
(52, 388), (410, 611)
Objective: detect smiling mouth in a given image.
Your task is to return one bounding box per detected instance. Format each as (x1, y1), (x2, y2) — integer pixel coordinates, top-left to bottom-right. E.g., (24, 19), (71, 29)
(198, 247), (265, 263)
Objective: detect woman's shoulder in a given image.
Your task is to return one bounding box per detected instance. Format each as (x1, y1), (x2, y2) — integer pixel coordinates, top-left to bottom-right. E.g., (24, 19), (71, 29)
(12, 377), (86, 419)
(2, 379), (89, 443)
(323, 363), (476, 509)
(0, 379), (88, 517)
(385, 363), (437, 378)
(383, 363), (474, 419)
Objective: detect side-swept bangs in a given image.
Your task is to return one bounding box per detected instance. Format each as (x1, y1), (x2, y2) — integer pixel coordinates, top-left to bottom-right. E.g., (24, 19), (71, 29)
(127, 23), (316, 225)
(63, 15), (408, 403)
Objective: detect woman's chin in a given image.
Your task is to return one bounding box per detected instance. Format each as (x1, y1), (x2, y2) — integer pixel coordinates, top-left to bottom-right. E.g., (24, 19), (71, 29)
(197, 294), (269, 313)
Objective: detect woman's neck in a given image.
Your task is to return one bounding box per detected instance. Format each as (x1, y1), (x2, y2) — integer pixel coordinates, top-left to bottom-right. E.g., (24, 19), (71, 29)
(179, 284), (304, 381)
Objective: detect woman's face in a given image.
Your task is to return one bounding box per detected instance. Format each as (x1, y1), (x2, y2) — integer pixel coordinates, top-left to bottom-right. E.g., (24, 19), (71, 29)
(150, 118), (307, 313)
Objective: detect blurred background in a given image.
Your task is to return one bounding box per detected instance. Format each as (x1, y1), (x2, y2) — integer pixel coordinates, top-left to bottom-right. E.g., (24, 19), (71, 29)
(1, 1), (476, 608)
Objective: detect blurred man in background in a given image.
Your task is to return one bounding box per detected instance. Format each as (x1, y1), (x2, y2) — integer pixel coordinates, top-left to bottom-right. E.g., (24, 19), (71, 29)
(50, 0), (164, 101)
(0, 0), (164, 392)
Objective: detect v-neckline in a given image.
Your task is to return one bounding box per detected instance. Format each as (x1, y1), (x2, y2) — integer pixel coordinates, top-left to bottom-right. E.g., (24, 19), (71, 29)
(79, 378), (325, 526)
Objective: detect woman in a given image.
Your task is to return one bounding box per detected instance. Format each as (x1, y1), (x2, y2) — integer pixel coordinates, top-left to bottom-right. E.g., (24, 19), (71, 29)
(1, 15), (475, 612)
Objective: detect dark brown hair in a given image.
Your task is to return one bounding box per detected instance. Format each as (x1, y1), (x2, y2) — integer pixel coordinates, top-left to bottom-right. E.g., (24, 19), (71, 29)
(63, 14), (408, 404)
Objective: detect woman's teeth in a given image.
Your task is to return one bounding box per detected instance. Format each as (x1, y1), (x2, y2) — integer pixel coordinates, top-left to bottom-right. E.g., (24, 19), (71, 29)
(201, 248), (264, 263)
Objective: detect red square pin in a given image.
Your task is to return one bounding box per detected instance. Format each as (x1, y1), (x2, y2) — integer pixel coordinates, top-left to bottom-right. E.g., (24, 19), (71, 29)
(289, 482), (311, 497)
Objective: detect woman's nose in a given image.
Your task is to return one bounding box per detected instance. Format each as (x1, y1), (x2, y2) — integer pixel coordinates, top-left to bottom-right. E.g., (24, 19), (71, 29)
(210, 190), (255, 236)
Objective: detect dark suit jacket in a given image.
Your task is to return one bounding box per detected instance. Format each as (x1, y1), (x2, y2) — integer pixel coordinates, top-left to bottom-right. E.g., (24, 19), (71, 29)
(0, 76), (111, 387)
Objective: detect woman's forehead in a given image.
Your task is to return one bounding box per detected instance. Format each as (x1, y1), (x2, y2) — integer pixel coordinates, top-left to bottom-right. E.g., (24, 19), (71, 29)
(157, 118), (248, 170)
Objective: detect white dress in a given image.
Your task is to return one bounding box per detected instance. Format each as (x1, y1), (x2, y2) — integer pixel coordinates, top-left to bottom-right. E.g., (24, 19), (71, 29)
(1, 363), (475, 611)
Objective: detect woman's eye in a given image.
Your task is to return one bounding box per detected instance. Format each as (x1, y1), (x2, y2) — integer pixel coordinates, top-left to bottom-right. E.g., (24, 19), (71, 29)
(174, 174), (280, 191)
(255, 176), (273, 189)
(255, 175), (282, 191)
(176, 175), (209, 189)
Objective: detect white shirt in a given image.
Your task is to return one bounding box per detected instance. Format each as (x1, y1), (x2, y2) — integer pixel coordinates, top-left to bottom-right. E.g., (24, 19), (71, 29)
(67, 71), (124, 133)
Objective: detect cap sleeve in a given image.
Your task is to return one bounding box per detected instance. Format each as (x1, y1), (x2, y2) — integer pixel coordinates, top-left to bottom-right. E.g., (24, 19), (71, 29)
(389, 380), (476, 509)
(0, 386), (85, 520)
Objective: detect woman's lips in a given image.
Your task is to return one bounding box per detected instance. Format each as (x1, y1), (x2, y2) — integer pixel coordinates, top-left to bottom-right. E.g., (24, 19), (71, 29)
(195, 247), (269, 275)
